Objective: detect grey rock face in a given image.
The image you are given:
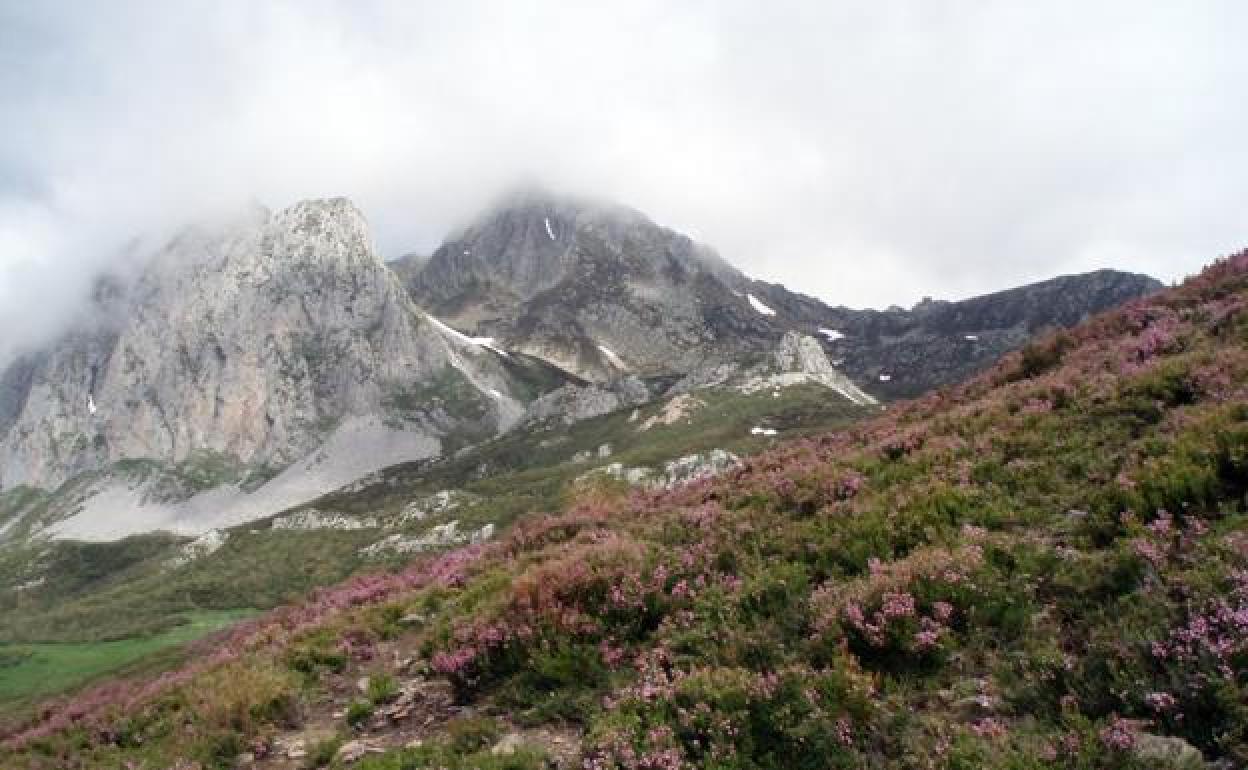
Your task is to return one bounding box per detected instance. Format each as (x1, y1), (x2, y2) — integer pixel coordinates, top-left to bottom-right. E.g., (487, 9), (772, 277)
(406, 189), (1162, 398)
(409, 188), (767, 381)
(0, 198), (525, 490)
(523, 376), (652, 425)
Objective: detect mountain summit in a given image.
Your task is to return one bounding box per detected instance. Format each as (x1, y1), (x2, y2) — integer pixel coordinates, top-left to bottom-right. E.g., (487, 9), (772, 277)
(0, 190), (1161, 539)
(402, 189), (1163, 391)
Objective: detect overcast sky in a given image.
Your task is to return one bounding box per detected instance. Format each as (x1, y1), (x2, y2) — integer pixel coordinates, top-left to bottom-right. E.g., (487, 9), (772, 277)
(2, 1), (1246, 358)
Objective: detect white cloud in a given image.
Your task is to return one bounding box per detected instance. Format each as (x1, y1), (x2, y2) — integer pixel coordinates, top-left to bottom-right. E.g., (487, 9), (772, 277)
(1, 1), (1246, 361)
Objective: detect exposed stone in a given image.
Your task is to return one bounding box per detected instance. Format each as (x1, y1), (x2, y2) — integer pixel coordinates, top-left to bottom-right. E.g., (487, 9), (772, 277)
(164, 529), (228, 568)
(492, 732), (527, 756)
(1131, 733), (1206, 768)
(336, 739), (370, 763)
(273, 509), (377, 531)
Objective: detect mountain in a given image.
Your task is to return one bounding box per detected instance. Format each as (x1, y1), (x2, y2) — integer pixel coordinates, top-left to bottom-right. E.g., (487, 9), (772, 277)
(0, 199), (570, 534)
(405, 189), (1162, 393)
(0, 191), (1159, 542)
(4, 250), (1243, 770)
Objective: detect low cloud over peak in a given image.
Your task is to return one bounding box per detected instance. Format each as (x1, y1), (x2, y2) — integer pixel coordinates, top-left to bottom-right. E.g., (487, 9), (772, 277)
(2, 1), (1246, 363)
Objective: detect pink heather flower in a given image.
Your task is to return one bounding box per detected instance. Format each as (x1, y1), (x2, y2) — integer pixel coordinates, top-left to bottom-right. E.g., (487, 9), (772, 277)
(1147, 511), (1173, 537)
(1132, 538), (1166, 567)
(844, 602), (866, 627)
(879, 591), (917, 619)
(835, 717), (853, 747)
(1099, 717), (1136, 751)
(969, 718), (1008, 739)
(932, 601), (954, 622)
(1145, 692), (1177, 712)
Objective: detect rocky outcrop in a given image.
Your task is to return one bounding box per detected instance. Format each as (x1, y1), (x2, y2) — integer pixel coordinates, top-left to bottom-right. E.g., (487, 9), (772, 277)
(522, 376), (651, 425)
(408, 188), (768, 381)
(0, 199), (533, 492)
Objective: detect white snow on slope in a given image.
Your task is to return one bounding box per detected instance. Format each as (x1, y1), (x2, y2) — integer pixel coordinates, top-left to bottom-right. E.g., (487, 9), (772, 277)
(426, 314), (510, 357)
(747, 294), (776, 316)
(544, 217), (556, 241)
(818, 328), (845, 341)
(964, 334), (979, 341)
(879, 373), (892, 382)
(751, 426), (778, 437)
(597, 344), (629, 370)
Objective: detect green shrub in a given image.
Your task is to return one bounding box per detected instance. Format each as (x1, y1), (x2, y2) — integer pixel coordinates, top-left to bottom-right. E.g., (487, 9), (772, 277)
(346, 700), (374, 728)
(304, 734), (345, 768)
(367, 673), (400, 705)
(447, 715), (501, 754)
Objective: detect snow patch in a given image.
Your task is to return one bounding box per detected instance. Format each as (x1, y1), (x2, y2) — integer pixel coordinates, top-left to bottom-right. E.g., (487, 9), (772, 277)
(544, 217), (556, 241)
(747, 294), (776, 316)
(751, 426), (778, 437)
(597, 344), (629, 370)
(964, 334), (979, 341)
(87, 393), (97, 415)
(879, 373), (892, 382)
(818, 328), (845, 341)
(426, 315), (510, 357)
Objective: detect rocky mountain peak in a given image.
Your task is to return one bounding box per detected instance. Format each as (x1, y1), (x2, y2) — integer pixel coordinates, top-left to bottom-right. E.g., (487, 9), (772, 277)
(0, 197), (532, 494)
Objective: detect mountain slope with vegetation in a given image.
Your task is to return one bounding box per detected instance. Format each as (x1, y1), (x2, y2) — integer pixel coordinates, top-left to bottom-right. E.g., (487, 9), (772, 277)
(5, 251), (1246, 769)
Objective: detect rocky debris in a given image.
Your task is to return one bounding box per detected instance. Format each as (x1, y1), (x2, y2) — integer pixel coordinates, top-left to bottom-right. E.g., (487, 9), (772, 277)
(165, 529), (228, 568)
(661, 450), (741, 488)
(360, 520), (494, 558)
(277, 737), (307, 760)
(578, 449), (741, 491)
(734, 333), (877, 406)
(637, 393), (705, 431)
(272, 509), (377, 531)
(578, 463), (654, 486)
(524, 377), (650, 425)
(397, 490), (477, 525)
(370, 677), (457, 728)
(335, 739), (387, 763)
(492, 732), (527, 755)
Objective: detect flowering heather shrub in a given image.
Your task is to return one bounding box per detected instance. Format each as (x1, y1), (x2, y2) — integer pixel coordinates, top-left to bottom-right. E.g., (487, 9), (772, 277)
(812, 542), (984, 670)
(13, 253), (1248, 768)
(588, 660), (873, 770)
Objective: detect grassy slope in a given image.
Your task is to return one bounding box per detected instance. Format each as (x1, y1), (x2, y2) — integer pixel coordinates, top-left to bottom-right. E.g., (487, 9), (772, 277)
(0, 384), (867, 685)
(10, 254), (1248, 768)
(0, 384), (863, 645)
(0, 609), (256, 706)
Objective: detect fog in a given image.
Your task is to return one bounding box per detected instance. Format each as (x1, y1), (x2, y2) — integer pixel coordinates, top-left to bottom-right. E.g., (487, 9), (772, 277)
(2, 1), (1246, 362)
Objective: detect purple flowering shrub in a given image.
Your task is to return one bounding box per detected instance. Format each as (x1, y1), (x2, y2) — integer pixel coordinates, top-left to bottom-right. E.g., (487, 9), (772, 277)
(9, 251), (1248, 767)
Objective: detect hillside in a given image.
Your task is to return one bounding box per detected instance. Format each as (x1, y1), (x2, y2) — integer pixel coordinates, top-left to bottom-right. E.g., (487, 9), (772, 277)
(2, 250), (1243, 769)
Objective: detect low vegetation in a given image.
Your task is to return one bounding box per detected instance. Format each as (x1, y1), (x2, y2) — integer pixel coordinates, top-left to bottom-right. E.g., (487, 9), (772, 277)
(5, 252), (1248, 768)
